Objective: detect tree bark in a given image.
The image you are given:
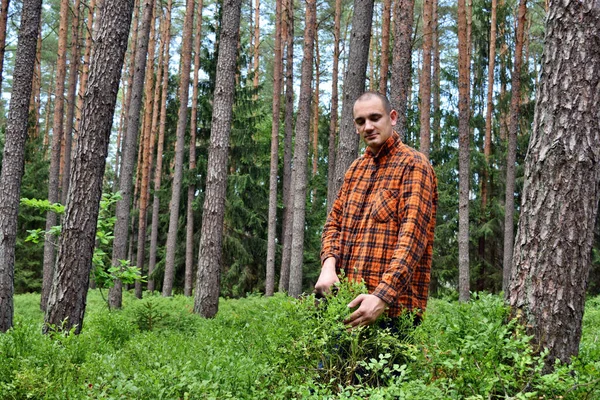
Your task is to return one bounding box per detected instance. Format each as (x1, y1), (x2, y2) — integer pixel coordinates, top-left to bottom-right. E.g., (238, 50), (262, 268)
(194, 0), (242, 317)
(148, 0), (172, 293)
(390, 0), (414, 138)
(278, 0), (294, 292)
(288, 0), (316, 298)
(419, 0), (433, 159)
(184, 0), (204, 296)
(108, 0), (154, 308)
(265, 0), (283, 296)
(330, 0), (374, 200)
(252, 0), (260, 92)
(431, 0), (440, 151)
(162, 0), (196, 297)
(41, 0), (70, 311)
(312, 32), (320, 178)
(61, 0), (82, 205)
(44, 0), (134, 333)
(481, 0), (497, 224)
(378, 0), (391, 94)
(509, 0), (600, 368)
(135, 1), (158, 299)
(457, 0), (471, 302)
(0, 0), (42, 332)
(326, 0), (341, 214)
(503, 0), (526, 295)
(0, 0), (11, 95)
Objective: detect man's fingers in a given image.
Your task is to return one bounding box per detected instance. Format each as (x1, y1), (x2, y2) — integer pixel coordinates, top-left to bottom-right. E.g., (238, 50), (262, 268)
(347, 294), (365, 309)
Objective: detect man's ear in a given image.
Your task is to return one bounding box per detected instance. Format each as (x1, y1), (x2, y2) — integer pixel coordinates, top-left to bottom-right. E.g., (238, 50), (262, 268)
(390, 109), (398, 126)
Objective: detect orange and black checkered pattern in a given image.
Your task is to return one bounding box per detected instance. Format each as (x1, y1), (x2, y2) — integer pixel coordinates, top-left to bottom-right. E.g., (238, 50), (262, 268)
(321, 131), (438, 317)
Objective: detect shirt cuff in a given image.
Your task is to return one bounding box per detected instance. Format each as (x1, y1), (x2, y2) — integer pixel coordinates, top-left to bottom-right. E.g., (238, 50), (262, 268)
(372, 282), (398, 306)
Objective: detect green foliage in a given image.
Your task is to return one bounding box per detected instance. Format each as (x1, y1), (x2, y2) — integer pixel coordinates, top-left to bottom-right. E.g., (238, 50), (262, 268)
(1, 290), (599, 399)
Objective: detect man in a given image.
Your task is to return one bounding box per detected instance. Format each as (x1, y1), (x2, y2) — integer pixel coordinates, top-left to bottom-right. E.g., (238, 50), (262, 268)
(315, 92), (438, 329)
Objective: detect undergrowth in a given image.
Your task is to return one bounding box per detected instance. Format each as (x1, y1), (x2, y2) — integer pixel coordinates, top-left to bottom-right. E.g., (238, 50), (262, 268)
(1, 284), (598, 399)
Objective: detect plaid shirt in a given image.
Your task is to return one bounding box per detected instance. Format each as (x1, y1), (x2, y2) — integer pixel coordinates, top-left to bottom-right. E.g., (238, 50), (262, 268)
(321, 132), (438, 317)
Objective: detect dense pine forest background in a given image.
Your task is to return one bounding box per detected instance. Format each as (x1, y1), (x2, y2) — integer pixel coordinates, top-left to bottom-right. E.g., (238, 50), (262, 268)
(1, 0), (597, 298)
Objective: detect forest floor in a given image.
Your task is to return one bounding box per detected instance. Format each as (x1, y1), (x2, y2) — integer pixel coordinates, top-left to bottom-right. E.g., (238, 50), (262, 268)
(2, 283), (599, 399)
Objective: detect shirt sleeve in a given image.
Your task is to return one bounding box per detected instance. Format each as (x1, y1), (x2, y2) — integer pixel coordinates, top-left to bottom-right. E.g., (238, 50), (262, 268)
(320, 182), (345, 265)
(372, 159), (437, 305)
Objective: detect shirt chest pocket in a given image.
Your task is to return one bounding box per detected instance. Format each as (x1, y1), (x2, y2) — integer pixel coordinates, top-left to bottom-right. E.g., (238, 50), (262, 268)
(370, 189), (399, 223)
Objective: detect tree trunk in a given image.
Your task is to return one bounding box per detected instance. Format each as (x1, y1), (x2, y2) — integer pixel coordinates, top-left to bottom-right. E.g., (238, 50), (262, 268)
(148, 0), (172, 293)
(390, 0), (414, 138)
(503, 0), (527, 295)
(431, 0), (440, 151)
(0, 0), (11, 95)
(510, 0), (600, 368)
(184, 0), (204, 297)
(378, 0), (391, 94)
(76, 0), (96, 141)
(330, 0), (374, 200)
(194, 0), (242, 317)
(457, 0), (471, 302)
(326, 0), (341, 214)
(278, 0), (294, 293)
(252, 0), (260, 92)
(419, 0), (433, 159)
(43, 0), (134, 333)
(107, 0), (154, 308)
(312, 32), (319, 178)
(265, 0), (282, 297)
(162, 0), (196, 297)
(0, 0), (42, 332)
(135, 1), (158, 300)
(481, 0), (497, 231)
(41, 0), (70, 311)
(61, 0), (82, 205)
(288, 0), (316, 298)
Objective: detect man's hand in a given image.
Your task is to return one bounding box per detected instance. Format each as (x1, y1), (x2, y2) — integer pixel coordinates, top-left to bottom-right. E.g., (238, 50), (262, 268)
(343, 294), (387, 328)
(314, 257), (340, 297)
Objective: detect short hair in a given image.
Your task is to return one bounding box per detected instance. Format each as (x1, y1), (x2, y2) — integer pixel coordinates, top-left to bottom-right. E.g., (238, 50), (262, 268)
(354, 92), (393, 114)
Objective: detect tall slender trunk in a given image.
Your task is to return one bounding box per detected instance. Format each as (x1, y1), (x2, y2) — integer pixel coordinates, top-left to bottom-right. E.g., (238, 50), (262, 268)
(61, 0), (82, 204)
(194, 0), (242, 317)
(265, 0), (282, 296)
(330, 0), (374, 200)
(0, 0), (11, 95)
(41, 0), (70, 311)
(312, 32), (320, 178)
(162, 0), (196, 297)
(135, 1), (158, 300)
(76, 0), (96, 139)
(457, 0), (471, 302)
(390, 0), (414, 139)
(431, 0), (440, 151)
(479, 0), (498, 289)
(148, 0), (172, 292)
(378, 0), (391, 94)
(326, 0), (341, 213)
(252, 0), (260, 93)
(278, 0), (294, 292)
(0, 0), (43, 332)
(419, 0), (433, 158)
(185, 0), (204, 297)
(44, 0), (134, 334)
(503, 0), (527, 295)
(288, 0), (316, 298)
(108, 0), (155, 308)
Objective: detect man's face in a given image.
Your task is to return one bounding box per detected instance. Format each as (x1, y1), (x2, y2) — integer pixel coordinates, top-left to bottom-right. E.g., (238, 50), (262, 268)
(353, 96), (398, 154)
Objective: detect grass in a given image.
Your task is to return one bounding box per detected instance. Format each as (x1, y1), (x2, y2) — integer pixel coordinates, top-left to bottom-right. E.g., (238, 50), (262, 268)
(1, 286), (599, 399)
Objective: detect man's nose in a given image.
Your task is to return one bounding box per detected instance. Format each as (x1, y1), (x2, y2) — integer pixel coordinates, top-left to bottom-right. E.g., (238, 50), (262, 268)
(365, 120), (374, 131)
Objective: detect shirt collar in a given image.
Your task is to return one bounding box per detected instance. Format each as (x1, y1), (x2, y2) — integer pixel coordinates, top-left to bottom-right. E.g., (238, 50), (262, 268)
(364, 131), (401, 160)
